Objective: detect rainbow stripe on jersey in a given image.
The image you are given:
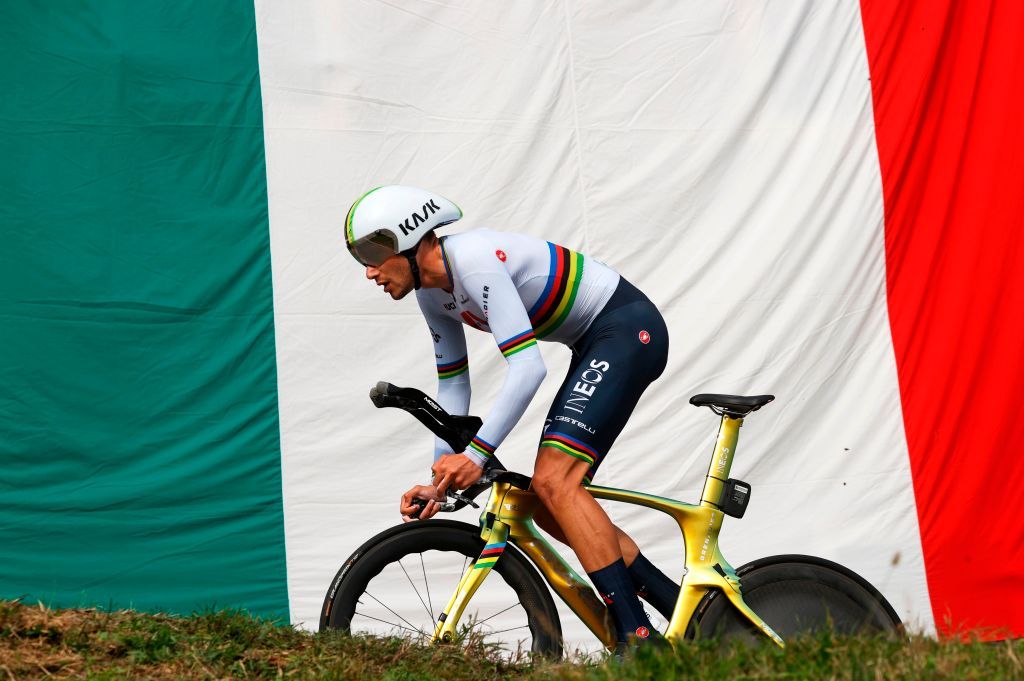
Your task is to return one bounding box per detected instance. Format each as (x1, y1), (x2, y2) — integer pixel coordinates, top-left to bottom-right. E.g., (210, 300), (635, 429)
(497, 330), (537, 358)
(474, 541), (506, 570)
(436, 356), (468, 379)
(468, 435), (496, 460)
(528, 243), (585, 338)
(540, 432), (600, 466)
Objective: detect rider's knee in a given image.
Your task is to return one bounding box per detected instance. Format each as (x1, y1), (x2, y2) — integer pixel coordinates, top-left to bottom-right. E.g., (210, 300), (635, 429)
(532, 465), (581, 506)
(533, 445), (588, 505)
(531, 470), (569, 505)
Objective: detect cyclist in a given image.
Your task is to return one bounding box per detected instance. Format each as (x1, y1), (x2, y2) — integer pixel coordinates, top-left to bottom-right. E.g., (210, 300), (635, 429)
(345, 185), (680, 646)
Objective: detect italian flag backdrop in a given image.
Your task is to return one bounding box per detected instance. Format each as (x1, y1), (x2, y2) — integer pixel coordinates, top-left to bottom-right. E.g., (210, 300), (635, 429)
(1, 1), (1021, 646)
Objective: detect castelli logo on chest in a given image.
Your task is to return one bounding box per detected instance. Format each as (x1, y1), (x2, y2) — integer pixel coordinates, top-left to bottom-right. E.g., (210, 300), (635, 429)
(397, 199), (441, 236)
(495, 249), (506, 262)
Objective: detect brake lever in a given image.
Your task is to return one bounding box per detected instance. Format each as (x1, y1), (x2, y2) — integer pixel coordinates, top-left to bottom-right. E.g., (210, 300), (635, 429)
(407, 486), (481, 520)
(408, 497), (457, 518)
(448, 489), (480, 509)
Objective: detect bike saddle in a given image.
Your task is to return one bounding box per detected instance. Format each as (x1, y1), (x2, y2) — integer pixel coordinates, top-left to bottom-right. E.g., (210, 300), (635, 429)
(690, 393), (775, 417)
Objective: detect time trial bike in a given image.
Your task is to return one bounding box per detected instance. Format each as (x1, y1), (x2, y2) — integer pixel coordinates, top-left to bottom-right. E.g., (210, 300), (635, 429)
(319, 383), (901, 658)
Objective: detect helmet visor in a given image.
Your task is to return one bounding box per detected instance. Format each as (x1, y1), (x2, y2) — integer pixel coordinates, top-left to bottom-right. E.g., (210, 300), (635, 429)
(347, 230), (399, 267)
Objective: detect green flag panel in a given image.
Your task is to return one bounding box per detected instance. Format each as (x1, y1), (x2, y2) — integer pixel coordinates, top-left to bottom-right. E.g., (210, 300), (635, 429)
(0, 3), (288, 619)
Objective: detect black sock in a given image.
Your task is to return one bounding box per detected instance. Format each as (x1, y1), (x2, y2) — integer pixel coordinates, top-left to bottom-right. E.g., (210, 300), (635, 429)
(627, 552), (680, 621)
(588, 557), (656, 643)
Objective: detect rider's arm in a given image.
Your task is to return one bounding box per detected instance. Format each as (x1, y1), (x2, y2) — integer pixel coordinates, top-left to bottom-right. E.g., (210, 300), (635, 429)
(417, 291), (471, 462)
(457, 258), (547, 467)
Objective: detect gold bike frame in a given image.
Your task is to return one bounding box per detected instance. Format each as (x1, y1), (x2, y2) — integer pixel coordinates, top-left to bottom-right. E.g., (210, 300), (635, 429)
(432, 414), (785, 649)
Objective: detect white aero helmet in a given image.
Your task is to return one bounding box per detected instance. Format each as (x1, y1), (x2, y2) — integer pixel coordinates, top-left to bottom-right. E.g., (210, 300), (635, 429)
(344, 185), (462, 267)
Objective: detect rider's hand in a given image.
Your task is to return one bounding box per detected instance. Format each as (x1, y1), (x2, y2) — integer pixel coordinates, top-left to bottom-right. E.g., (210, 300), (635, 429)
(431, 453), (483, 497)
(400, 484), (443, 522)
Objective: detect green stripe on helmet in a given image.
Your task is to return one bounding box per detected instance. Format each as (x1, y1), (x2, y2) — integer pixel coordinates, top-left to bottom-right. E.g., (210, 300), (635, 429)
(344, 186), (384, 245)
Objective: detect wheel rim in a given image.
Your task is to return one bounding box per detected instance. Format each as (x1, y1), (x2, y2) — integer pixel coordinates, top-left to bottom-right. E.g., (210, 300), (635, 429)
(341, 547), (538, 657)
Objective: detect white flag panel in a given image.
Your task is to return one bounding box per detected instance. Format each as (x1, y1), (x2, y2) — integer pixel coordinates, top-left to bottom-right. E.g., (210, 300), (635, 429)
(255, 0), (933, 649)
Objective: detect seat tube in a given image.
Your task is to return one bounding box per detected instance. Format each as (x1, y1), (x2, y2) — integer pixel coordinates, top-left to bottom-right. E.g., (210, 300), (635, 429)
(700, 416), (742, 507)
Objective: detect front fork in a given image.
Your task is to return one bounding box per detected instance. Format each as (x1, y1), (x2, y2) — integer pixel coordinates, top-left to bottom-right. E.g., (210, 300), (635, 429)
(432, 518), (511, 643)
(432, 482), (615, 647)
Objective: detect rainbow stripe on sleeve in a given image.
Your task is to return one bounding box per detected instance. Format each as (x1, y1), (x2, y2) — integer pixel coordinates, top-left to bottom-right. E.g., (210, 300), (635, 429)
(436, 356), (468, 379)
(474, 541), (507, 569)
(497, 330), (537, 358)
(540, 433), (600, 466)
(468, 435), (496, 459)
(528, 243), (585, 338)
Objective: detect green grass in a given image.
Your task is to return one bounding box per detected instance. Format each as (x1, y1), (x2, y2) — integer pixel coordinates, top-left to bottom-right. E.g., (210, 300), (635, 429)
(1, 600), (1021, 679)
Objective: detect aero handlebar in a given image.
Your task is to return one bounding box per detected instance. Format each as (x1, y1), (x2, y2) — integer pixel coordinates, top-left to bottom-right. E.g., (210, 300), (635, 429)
(370, 382), (532, 518)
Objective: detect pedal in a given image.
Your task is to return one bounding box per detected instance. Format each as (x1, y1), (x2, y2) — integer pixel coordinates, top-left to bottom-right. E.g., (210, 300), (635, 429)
(719, 478), (751, 518)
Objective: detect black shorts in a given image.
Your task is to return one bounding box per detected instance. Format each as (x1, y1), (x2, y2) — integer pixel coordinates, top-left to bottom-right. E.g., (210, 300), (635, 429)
(539, 277), (669, 483)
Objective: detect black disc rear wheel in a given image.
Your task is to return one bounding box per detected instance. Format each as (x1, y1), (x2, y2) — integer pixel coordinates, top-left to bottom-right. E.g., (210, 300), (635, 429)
(321, 520), (563, 659)
(688, 555), (902, 643)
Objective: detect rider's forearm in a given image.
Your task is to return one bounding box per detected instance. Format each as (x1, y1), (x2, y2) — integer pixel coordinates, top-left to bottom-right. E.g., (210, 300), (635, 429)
(433, 373), (471, 460)
(464, 356), (546, 466)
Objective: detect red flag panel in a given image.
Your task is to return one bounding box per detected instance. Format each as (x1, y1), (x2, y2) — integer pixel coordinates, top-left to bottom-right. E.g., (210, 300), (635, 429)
(860, 0), (1024, 638)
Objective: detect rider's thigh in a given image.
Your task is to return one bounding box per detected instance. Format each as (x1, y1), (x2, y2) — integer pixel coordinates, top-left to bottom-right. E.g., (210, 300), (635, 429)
(532, 446), (590, 502)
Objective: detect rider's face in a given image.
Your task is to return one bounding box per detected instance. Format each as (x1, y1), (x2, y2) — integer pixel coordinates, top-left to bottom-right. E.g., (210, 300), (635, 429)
(365, 254), (413, 300)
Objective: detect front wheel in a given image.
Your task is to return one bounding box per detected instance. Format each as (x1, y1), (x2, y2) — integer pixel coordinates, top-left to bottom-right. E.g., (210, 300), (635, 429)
(687, 554), (902, 643)
(320, 520), (563, 659)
